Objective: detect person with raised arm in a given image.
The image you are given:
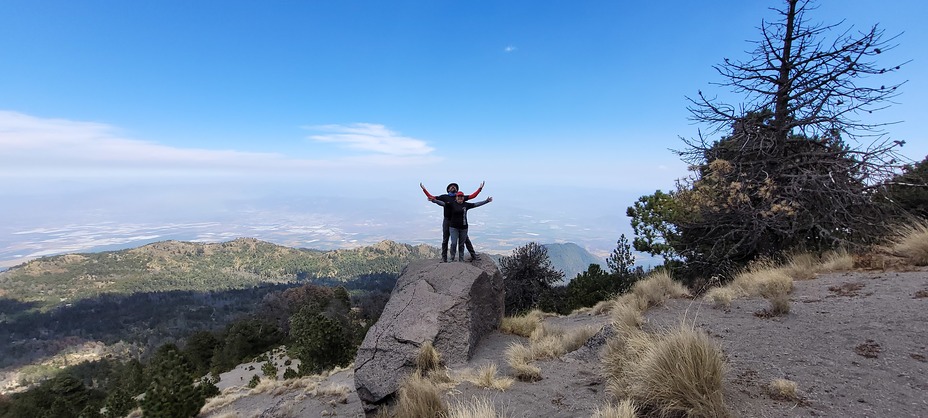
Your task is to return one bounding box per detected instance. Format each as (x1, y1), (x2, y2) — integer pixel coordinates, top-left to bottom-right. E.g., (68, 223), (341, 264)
(429, 192), (492, 262)
(420, 181), (484, 262)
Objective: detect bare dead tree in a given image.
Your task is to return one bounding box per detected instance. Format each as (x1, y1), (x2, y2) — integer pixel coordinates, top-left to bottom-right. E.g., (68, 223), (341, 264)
(668, 0), (909, 277)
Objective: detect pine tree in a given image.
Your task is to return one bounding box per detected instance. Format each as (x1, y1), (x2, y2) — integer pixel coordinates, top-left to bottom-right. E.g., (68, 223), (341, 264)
(140, 345), (205, 418)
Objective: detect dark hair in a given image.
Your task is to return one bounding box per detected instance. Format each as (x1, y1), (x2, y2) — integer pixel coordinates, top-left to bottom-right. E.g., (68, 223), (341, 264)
(446, 183), (459, 193)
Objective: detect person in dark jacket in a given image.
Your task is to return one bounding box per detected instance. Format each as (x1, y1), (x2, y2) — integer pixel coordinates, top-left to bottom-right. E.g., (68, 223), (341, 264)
(429, 192), (492, 262)
(420, 181), (484, 262)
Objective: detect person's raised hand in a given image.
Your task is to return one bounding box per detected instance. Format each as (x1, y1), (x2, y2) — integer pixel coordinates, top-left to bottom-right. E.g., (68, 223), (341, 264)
(479, 181), (485, 189)
(487, 197), (493, 202)
(420, 182), (426, 190)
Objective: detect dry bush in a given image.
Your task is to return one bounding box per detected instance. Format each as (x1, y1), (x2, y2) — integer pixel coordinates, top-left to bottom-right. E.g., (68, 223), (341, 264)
(767, 378), (799, 401)
(499, 309), (544, 337)
(465, 363), (514, 391)
(446, 396), (509, 418)
(592, 399), (639, 418)
(611, 302), (644, 333)
(505, 343), (541, 381)
(623, 326), (728, 418)
(890, 222), (928, 266)
(394, 373), (447, 418)
(417, 341), (442, 373)
(629, 271), (690, 310)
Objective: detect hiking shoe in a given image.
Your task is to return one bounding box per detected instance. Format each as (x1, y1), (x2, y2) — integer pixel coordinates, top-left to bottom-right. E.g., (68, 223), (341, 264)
(470, 254), (480, 262)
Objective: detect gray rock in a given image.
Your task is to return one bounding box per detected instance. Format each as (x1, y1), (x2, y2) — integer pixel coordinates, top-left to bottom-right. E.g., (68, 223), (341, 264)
(353, 255), (504, 408)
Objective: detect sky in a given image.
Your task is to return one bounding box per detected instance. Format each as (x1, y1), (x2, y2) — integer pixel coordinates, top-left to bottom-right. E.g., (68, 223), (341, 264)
(1, 0), (926, 267)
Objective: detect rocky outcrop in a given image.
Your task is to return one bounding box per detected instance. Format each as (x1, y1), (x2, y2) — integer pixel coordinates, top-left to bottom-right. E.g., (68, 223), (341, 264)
(353, 255), (505, 409)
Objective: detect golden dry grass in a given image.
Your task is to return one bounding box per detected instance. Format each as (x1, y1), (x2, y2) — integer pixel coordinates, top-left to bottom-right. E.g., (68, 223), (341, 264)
(782, 250), (855, 280)
(499, 309), (545, 337)
(464, 363), (514, 391)
(591, 399), (639, 418)
(446, 396), (509, 418)
(316, 383), (350, 398)
(394, 372), (448, 418)
(591, 299), (617, 315)
(417, 340), (442, 373)
(527, 323), (597, 360)
(504, 343), (541, 381)
(781, 252), (819, 280)
(704, 287), (737, 308)
(603, 325), (728, 418)
(610, 299), (644, 332)
(820, 249), (855, 272)
(767, 293), (791, 316)
(620, 271), (690, 312)
(767, 378), (799, 401)
(890, 222), (928, 266)
(624, 325), (728, 418)
(705, 263), (793, 310)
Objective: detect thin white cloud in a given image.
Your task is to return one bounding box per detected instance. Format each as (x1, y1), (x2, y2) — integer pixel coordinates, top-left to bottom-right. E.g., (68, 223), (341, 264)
(306, 123), (434, 156)
(0, 111), (438, 178)
(504, 45), (517, 53)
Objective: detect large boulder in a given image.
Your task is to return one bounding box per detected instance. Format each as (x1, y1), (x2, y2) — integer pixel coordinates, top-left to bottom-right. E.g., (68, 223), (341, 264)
(353, 255), (504, 408)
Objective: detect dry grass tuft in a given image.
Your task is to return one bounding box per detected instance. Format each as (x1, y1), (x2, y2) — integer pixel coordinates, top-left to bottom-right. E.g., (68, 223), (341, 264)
(782, 252), (819, 280)
(465, 363), (515, 391)
(732, 266), (793, 299)
(616, 325), (728, 418)
(499, 309), (545, 337)
(527, 323), (597, 360)
(446, 396), (509, 418)
(592, 299), (617, 315)
(591, 399), (639, 418)
(394, 372), (448, 418)
(572, 306), (594, 315)
(505, 343), (541, 381)
(417, 340), (442, 373)
(610, 301), (644, 333)
(820, 249), (855, 272)
(200, 389), (250, 415)
(766, 293), (791, 316)
(601, 329), (654, 396)
(767, 378), (799, 401)
(890, 222), (928, 266)
(704, 287), (738, 308)
(629, 271), (691, 310)
(317, 383), (350, 398)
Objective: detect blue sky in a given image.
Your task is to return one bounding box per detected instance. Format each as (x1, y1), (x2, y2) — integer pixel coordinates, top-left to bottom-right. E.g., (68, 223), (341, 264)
(1, 1), (926, 264)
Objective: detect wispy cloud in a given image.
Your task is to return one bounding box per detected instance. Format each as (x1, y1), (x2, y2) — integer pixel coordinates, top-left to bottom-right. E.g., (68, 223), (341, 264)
(0, 111), (438, 178)
(306, 123), (434, 156)
(504, 45), (517, 53)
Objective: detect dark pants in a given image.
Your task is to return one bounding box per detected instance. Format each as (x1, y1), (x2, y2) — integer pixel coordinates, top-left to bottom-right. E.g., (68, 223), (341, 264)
(449, 227), (468, 261)
(442, 218), (474, 261)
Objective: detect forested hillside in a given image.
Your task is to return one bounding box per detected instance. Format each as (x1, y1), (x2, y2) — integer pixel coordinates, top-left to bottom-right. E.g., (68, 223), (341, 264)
(0, 238), (439, 309)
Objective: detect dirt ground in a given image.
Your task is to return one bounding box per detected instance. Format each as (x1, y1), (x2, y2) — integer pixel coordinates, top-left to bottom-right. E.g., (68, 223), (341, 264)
(645, 269), (928, 418)
(201, 268), (928, 417)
